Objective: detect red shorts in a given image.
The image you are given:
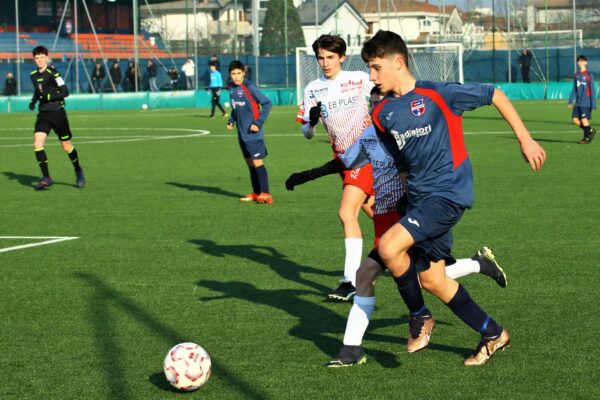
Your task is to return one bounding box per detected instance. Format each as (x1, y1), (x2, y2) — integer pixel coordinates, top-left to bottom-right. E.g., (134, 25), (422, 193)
(340, 162), (375, 197)
(373, 211), (402, 248)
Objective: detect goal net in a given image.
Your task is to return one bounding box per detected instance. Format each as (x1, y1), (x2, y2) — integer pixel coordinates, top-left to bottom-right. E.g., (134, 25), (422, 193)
(295, 43), (463, 103)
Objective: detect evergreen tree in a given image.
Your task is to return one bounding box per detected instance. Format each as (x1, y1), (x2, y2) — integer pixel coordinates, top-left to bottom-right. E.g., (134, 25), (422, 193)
(260, 0), (306, 55)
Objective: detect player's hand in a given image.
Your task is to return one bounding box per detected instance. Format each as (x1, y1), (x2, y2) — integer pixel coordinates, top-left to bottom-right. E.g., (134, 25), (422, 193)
(568, 104), (573, 109)
(250, 124), (260, 133)
(285, 171), (310, 191)
(226, 122), (233, 130)
(309, 102), (322, 127)
(520, 137), (547, 172)
(28, 101), (36, 111)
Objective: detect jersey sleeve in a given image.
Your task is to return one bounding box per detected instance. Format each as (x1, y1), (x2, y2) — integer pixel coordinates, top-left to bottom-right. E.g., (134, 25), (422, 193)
(300, 84), (318, 138)
(437, 82), (494, 115)
(590, 73), (597, 110)
(337, 127), (373, 169)
(249, 84), (272, 128)
(568, 75), (577, 105)
(50, 68), (69, 100)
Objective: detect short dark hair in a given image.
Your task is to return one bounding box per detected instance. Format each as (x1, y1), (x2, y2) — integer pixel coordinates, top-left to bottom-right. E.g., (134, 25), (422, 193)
(228, 60), (245, 73)
(32, 45), (48, 56)
(577, 55), (587, 61)
(312, 34), (346, 58)
(361, 30), (408, 66)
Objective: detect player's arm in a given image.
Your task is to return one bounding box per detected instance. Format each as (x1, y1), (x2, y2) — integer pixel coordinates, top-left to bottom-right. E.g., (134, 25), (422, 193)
(590, 73), (597, 110)
(568, 76), (576, 106)
(285, 159), (345, 191)
(29, 75), (39, 110)
(299, 88), (319, 139)
(45, 71), (69, 101)
(251, 86), (272, 129)
(492, 89), (546, 172)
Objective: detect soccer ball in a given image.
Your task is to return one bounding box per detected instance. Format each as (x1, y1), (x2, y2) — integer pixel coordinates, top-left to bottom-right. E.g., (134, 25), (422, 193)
(141, 103), (148, 110)
(224, 101), (230, 108)
(163, 342), (211, 392)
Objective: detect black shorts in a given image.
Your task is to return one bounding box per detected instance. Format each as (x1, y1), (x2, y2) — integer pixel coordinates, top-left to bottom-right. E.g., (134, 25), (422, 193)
(34, 109), (72, 141)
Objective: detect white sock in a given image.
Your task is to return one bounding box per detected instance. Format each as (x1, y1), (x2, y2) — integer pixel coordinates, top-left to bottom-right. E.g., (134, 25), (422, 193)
(343, 296), (376, 346)
(445, 258), (480, 280)
(344, 238), (363, 285)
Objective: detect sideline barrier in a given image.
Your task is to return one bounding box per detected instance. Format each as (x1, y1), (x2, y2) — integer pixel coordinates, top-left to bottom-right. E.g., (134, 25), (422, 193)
(495, 82), (599, 100)
(0, 88), (298, 113)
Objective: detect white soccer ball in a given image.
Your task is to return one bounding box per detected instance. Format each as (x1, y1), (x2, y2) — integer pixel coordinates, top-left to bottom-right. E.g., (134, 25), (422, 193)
(141, 103), (148, 110)
(163, 342), (211, 392)
(224, 101), (230, 108)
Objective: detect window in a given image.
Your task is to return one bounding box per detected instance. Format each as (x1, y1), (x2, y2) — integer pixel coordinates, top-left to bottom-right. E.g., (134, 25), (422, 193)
(420, 19), (432, 31)
(259, 0), (269, 10)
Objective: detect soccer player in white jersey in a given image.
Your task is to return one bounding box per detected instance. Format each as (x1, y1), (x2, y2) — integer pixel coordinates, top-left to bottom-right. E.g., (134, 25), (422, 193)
(296, 34), (375, 301)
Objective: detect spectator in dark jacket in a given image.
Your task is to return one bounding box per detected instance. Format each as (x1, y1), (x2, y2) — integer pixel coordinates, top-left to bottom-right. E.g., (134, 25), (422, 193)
(91, 62), (105, 93)
(147, 59), (158, 91)
(109, 61), (122, 92)
(3, 72), (17, 96)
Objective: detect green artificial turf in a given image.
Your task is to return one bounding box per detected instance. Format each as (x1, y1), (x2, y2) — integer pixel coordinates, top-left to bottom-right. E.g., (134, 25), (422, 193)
(1, 101), (598, 399)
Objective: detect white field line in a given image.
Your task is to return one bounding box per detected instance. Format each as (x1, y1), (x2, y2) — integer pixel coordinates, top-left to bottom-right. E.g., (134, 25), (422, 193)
(0, 236), (80, 254)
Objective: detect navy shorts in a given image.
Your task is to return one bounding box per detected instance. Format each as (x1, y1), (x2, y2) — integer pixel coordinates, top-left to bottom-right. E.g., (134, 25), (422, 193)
(399, 196), (464, 272)
(572, 106), (592, 121)
(238, 136), (267, 160)
(34, 109), (72, 141)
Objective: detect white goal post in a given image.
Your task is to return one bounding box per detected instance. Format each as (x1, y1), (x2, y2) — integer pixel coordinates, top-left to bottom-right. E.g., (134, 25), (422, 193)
(295, 43), (463, 103)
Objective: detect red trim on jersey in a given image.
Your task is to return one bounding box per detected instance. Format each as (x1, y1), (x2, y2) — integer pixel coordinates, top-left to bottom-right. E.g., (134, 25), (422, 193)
(371, 98), (390, 133)
(583, 72), (592, 97)
(414, 87), (466, 170)
(241, 84), (260, 121)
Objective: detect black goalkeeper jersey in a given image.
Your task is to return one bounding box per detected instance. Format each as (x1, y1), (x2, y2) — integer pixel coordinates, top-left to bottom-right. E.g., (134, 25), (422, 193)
(30, 66), (69, 111)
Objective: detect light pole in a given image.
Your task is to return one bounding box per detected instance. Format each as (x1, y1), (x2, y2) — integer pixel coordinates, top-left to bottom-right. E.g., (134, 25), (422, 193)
(492, 0), (496, 83)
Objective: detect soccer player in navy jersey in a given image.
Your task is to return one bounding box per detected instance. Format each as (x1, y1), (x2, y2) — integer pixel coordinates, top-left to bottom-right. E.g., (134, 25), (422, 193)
(29, 46), (84, 190)
(226, 60), (273, 204)
(363, 30), (546, 366)
(568, 55), (597, 144)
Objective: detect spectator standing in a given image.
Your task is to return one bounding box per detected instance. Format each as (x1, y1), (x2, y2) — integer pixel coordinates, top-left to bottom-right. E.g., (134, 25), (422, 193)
(519, 49), (532, 83)
(3, 72), (17, 96)
(208, 54), (220, 71)
(108, 61), (122, 92)
(91, 62), (105, 93)
(182, 58), (195, 90)
(147, 59), (158, 92)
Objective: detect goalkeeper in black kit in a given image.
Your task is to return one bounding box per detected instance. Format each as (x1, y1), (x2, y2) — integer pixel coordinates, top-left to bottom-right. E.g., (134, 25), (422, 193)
(29, 46), (84, 190)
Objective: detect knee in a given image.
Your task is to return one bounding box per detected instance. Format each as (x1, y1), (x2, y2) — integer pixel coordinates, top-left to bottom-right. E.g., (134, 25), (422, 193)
(338, 207), (358, 225)
(420, 276), (446, 297)
(573, 118), (581, 126)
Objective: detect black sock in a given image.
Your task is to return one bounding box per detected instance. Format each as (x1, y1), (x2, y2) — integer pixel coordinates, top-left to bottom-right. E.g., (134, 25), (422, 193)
(35, 148), (50, 178)
(446, 285), (502, 338)
(255, 165), (269, 194)
(393, 263), (428, 316)
(67, 147), (82, 171)
(583, 126), (591, 140)
(248, 166), (260, 194)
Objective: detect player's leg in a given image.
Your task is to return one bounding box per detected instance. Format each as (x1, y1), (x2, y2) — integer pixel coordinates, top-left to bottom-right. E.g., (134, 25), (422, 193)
(247, 140), (272, 204)
(33, 130), (53, 190)
(580, 113), (595, 143)
(238, 138), (261, 202)
(445, 246), (507, 288)
(328, 184), (367, 301)
(54, 110), (84, 188)
(326, 254), (383, 367)
(419, 259), (510, 366)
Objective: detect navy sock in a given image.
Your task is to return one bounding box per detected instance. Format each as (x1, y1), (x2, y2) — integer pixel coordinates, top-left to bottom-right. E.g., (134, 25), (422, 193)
(35, 148), (50, 178)
(393, 263), (428, 316)
(446, 285), (502, 338)
(255, 165), (269, 193)
(67, 147), (82, 172)
(583, 126), (591, 140)
(248, 166), (260, 194)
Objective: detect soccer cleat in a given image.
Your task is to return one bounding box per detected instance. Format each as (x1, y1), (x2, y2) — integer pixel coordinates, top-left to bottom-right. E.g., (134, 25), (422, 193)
(34, 177), (53, 190)
(75, 169), (85, 188)
(256, 192), (273, 204)
(464, 329), (511, 366)
(325, 345), (366, 367)
(578, 138), (591, 144)
(222, 113), (229, 118)
(589, 127), (596, 142)
(407, 314), (435, 353)
(328, 281), (356, 301)
(240, 193), (259, 202)
(473, 246), (507, 288)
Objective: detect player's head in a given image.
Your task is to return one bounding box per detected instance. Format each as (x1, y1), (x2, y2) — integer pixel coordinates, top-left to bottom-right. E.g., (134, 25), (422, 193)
(577, 54), (587, 70)
(361, 30), (410, 95)
(312, 34), (346, 79)
(32, 46), (49, 69)
(369, 86), (385, 108)
(229, 60), (246, 85)
(209, 64), (217, 72)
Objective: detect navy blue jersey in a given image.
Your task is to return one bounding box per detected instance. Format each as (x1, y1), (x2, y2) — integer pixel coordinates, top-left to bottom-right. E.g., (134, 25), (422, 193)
(228, 80), (272, 139)
(568, 71), (597, 110)
(371, 81), (494, 209)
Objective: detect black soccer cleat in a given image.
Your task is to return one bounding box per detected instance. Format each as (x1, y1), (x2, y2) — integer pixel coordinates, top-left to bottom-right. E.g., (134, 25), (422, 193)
(472, 246), (507, 288)
(34, 177), (53, 190)
(589, 127), (596, 143)
(75, 169), (85, 188)
(328, 281), (355, 301)
(325, 345), (366, 367)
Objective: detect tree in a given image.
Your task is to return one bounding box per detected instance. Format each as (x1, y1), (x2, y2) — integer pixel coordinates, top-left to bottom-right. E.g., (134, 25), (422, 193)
(260, 0), (305, 55)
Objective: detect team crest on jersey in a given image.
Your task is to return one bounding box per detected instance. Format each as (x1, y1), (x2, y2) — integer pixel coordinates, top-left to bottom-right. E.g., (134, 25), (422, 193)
(411, 99), (426, 117)
(237, 89), (244, 97)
